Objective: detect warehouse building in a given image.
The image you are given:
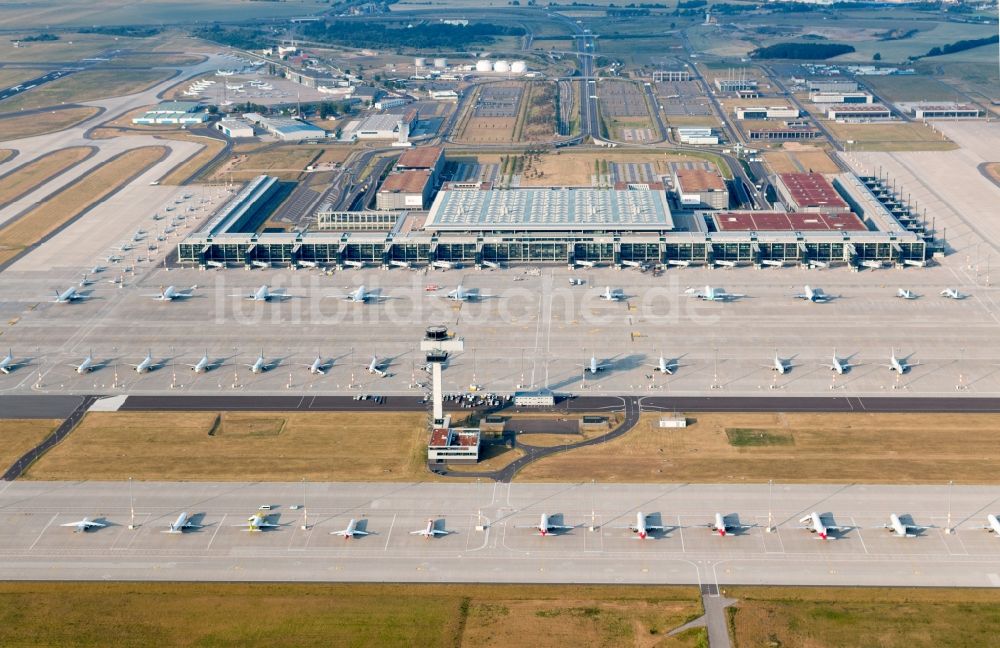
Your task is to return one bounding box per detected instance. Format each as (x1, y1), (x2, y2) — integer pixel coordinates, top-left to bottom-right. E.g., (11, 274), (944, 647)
(735, 105), (800, 120)
(676, 127), (719, 145)
(773, 173), (850, 214)
(807, 78), (858, 93)
(896, 101), (982, 119)
(395, 146), (445, 184)
(715, 78), (757, 92)
(132, 101), (210, 125)
(376, 169), (433, 210)
(673, 167), (729, 210)
(242, 114), (328, 141)
(810, 91), (873, 104)
(216, 119), (254, 138)
(826, 104), (892, 120)
(340, 113), (411, 144)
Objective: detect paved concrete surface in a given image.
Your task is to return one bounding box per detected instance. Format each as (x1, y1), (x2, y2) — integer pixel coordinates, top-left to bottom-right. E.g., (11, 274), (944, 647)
(2, 481), (1000, 585)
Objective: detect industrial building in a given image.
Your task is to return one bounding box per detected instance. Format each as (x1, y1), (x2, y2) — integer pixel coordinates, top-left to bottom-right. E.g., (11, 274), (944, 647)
(826, 104), (892, 120)
(676, 127), (719, 145)
(340, 113), (411, 145)
(427, 427), (480, 464)
(216, 119), (254, 138)
(714, 78), (757, 92)
(673, 167), (729, 210)
(735, 105), (799, 120)
(376, 169), (433, 210)
(374, 97), (411, 111)
(896, 101), (982, 119)
(132, 101), (209, 125)
(395, 146), (445, 184)
(810, 91), (873, 104)
(807, 78), (858, 93)
(242, 113), (328, 141)
(773, 173), (850, 214)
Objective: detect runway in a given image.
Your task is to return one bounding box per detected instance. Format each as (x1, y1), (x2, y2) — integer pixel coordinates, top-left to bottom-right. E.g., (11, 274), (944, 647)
(3, 481), (1000, 587)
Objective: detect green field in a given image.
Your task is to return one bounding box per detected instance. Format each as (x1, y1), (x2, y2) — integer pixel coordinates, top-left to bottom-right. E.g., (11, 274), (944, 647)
(0, 582), (703, 648)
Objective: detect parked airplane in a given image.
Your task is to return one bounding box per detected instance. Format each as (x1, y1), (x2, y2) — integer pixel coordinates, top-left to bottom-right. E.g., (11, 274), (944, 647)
(71, 352), (95, 374)
(599, 286), (626, 301)
(707, 513), (753, 536)
(431, 284), (490, 302)
(881, 513), (931, 538)
(188, 351), (211, 374)
(821, 349), (850, 375)
(78, 274), (94, 287)
(517, 513), (574, 536)
(897, 288), (919, 300)
(940, 288), (966, 300)
(650, 352), (675, 375)
(684, 286), (743, 302)
(0, 349), (20, 374)
(582, 353), (611, 375)
(794, 285), (832, 303)
(798, 512), (847, 540)
(617, 512), (666, 539)
(304, 353), (327, 375)
(163, 512), (201, 534)
(234, 285), (286, 302)
(131, 350), (156, 374)
(89, 265), (105, 274)
(410, 519), (451, 539)
(366, 355), (389, 377)
(61, 518), (107, 533)
(766, 351), (790, 375)
(52, 287), (89, 303)
(247, 350), (270, 374)
(333, 285), (380, 303)
(237, 512), (279, 532)
(884, 348), (917, 374)
(330, 518), (369, 539)
(975, 514), (1000, 536)
(147, 285), (197, 301)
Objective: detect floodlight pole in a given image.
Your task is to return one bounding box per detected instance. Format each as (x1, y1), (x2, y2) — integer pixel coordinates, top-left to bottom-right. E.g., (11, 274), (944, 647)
(301, 477), (309, 530)
(128, 477), (136, 530)
(766, 479), (775, 533)
(945, 480), (954, 535)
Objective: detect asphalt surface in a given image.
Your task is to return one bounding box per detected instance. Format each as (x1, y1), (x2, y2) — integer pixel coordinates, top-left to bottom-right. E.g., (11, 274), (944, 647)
(1, 395), (95, 480)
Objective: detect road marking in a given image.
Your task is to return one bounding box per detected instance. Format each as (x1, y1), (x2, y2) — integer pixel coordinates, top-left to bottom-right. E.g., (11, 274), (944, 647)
(29, 513), (58, 551)
(207, 513), (226, 550)
(383, 514), (397, 551)
(852, 516), (869, 554)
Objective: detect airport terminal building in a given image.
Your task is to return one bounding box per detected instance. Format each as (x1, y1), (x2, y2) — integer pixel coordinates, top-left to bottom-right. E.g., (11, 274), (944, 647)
(178, 175), (929, 269)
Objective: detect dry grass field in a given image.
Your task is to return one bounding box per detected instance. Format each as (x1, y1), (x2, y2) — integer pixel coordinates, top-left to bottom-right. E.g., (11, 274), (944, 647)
(0, 68), (46, 89)
(0, 69), (170, 112)
(824, 120), (957, 151)
(518, 81), (558, 142)
(518, 151), (725, 187)
(0, 582), (701, 648)
(763, 147), (840, 175)
(727, 587), (1000, 648)
(210, 144), (326, 182)
(0, 419), (60, 472)
(25, 410), (437, 482)
(155, 132), (226, 185)
(984, 162), (1000, 184)
(517, 412), (1000, 483)
(0, 146), (93, 208)
(0, 146), (165, 265)
(0, 106), (99, 141)
(0, 150), (13, 164)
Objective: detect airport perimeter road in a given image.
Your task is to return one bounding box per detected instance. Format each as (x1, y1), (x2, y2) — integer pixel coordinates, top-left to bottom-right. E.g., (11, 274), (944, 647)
(3, 481), (1000, 587)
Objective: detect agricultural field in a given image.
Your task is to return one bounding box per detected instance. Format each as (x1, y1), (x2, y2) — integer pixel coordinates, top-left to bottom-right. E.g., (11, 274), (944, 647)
(728, 587), (1000, 648)
(824, 120), (957, 152)
(0, 146), (93, 208)
(516, 411), (1000, 483)
(455, 82), (524, 144)
(0, 106), (100, 142)
(0, 146), (165, 265)
(0, 69), (170, 112)
(24, 410), (436, 482)
(0, 420), (60, 473)
(0, 582), (702, 648)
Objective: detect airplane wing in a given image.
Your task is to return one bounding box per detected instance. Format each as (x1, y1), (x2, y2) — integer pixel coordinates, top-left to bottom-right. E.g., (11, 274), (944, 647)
(350, 529), (369, 536)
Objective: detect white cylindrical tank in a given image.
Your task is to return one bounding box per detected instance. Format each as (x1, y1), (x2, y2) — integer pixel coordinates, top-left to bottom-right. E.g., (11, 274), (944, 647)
(433, 57), (447, 68)
(511, 60), (527, 75)
(475, 59), (492, 72)
(493, 60), (510, 73)
(414, 57), (426, 68)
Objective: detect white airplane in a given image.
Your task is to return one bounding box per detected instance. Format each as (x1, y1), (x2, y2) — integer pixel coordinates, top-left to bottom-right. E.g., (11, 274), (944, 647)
(89, 265), (105, 274)
(236, 512), (280, 532)
(247, 350), (269, 374)
(0, 349), (20, 374)
(147, 285), (197, 301)
(581, 353), (611, 375)
(52, 286), (89, 303)
(234, 285), (285, 302)
(78, 274), (95, 287)
(884, 348), (917, 374)
(333, 285), (379, 303)
(303, 353), (327, 375)
(61, 517), (107, 533)
(330, 518), (369, 539)
(821, 348), (850, 375)
(616, 512), (666, 540)
(881, 513), (931, 538)
(106, 254), (123, 263)
(766, 351), (790, 375)
(940, 288), (966, 300)
(517, 513), (575, 536)
(798, 512), (848, 540)
(794, 285), (832, 303)
(71, 352), (95, 374)
(650, 352), (675, 375)
(707, 513), (753, 537)
(599, 286), (626, 301)
(432, 284), (490, 302)
(897, 288), (919, 300)
(163, 512), (201, 534)
(975, 514), (1000, 536)
(131, 350), (156, 374)
(188, 351), (211, 373)
(410, 519), (451, 539)
(684, 286), (743, 302)
(366, 355), (389, 377)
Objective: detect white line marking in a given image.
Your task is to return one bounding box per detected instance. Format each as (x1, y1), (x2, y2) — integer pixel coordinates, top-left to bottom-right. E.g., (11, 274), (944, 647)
(852, 516), (869, 555)
(29, 513), (58, 551)
(383, 514), (397, 551)
(207, 514), (226, 550)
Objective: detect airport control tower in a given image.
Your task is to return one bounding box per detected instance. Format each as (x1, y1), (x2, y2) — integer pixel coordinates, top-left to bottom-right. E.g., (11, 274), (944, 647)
(420, 325), (463, 427)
